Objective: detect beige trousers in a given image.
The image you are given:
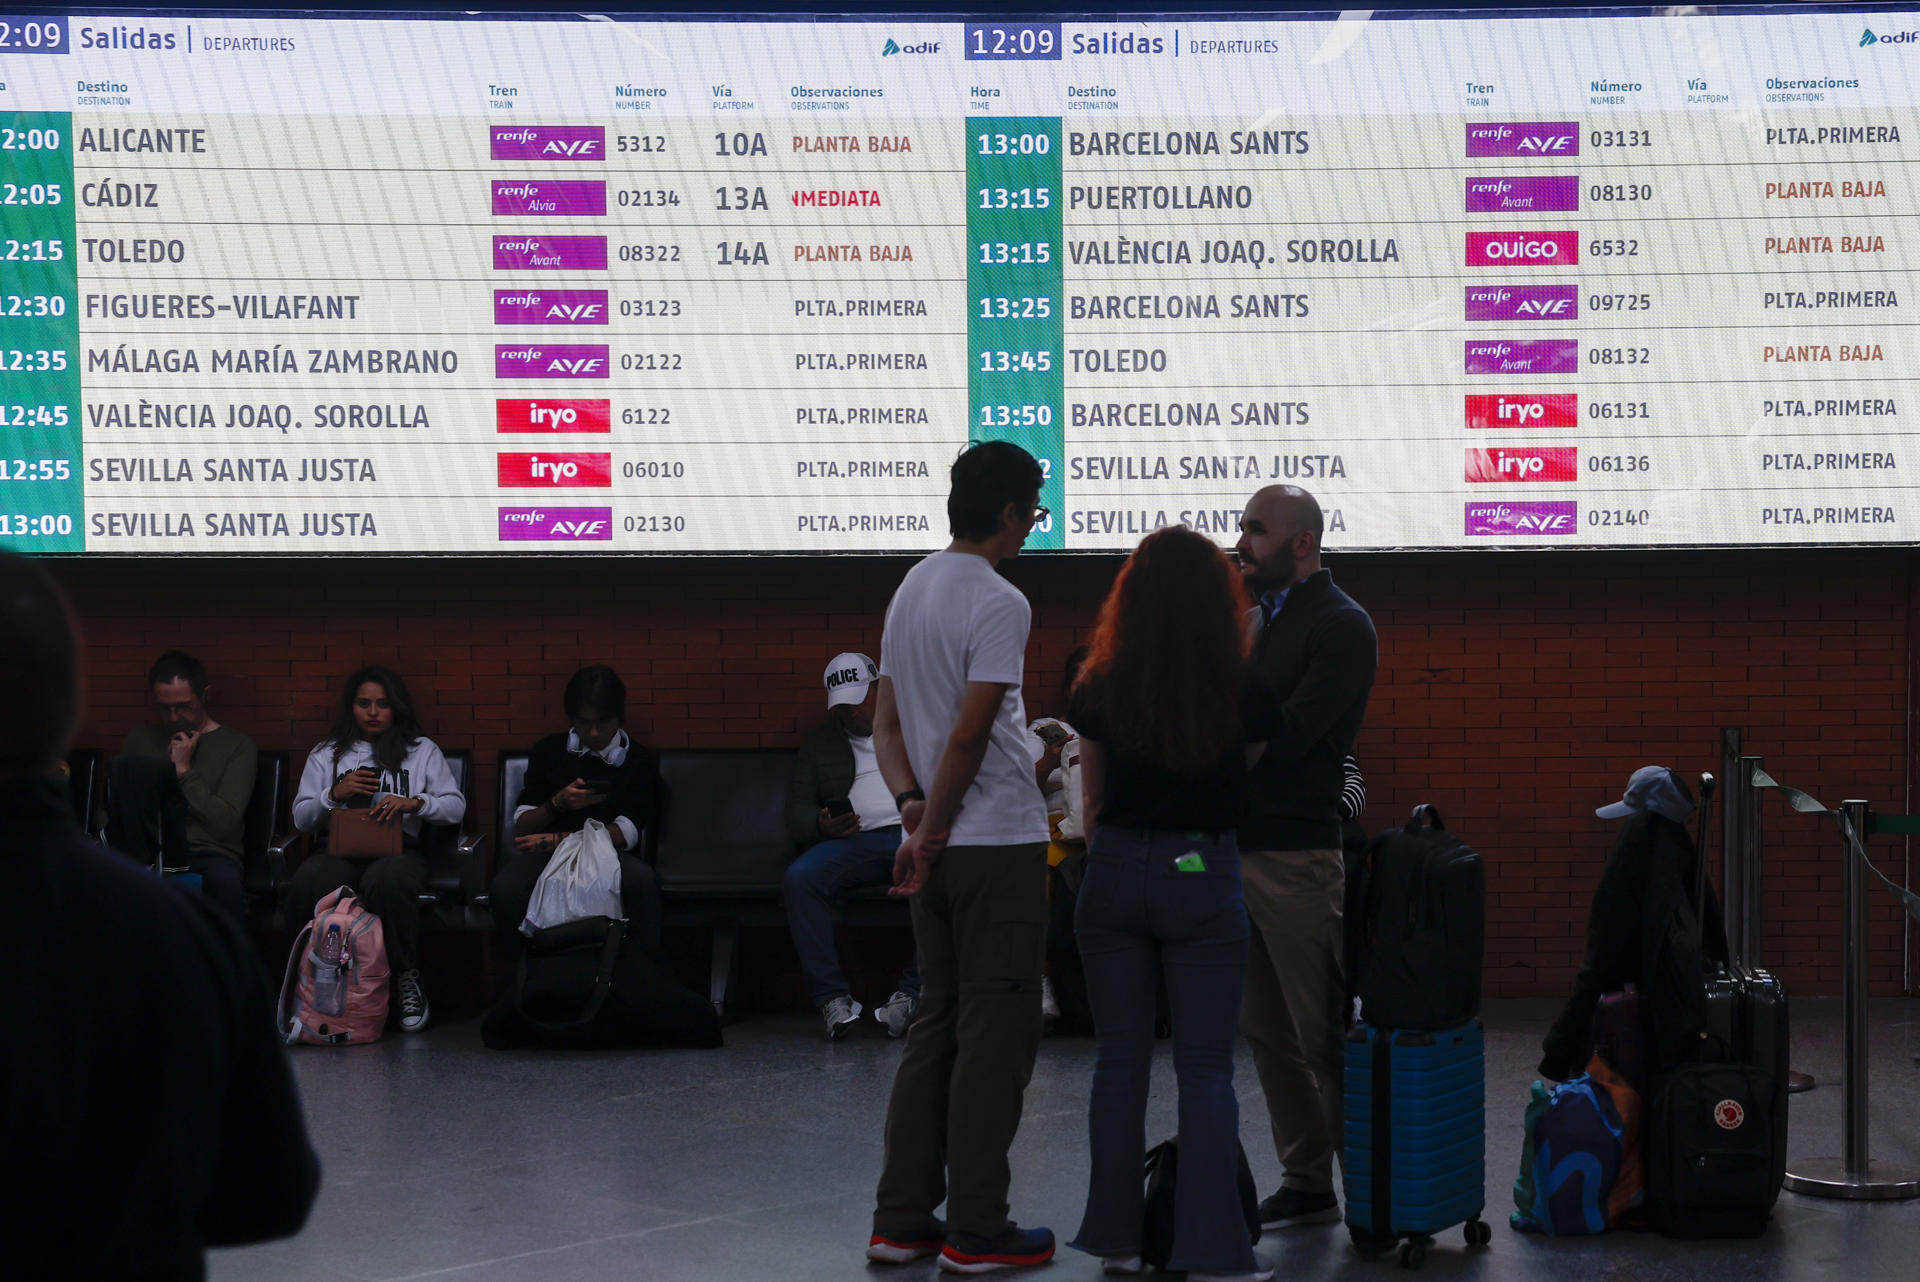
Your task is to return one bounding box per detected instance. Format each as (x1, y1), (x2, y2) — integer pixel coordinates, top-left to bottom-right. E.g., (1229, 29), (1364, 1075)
(1239, 846), (1347, 1195)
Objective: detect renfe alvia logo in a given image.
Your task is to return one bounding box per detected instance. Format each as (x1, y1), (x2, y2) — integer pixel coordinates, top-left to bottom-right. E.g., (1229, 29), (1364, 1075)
(882, 38), (940, 56)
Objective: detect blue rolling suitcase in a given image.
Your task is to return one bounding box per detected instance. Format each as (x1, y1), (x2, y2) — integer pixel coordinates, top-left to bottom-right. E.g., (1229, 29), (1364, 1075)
(1344, 1020), (1490, 1268)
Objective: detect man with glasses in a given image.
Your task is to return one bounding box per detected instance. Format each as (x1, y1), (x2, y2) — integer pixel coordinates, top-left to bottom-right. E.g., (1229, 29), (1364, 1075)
(866, 441), (1058, 1273)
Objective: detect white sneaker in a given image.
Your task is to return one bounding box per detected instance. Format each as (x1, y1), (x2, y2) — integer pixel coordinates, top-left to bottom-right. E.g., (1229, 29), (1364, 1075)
(396, 968), (430, 1033)
(1102, 1256), (1144, 1274)
(875, 990), (918, 1038)
(822, 995), (862, 1040)
(1041, 975), (1060, 1028)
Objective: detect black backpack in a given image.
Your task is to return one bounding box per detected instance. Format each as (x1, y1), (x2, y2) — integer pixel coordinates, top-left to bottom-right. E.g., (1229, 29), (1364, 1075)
(482, 917), (724, 1051)
(1349, 805), (1485, 1030)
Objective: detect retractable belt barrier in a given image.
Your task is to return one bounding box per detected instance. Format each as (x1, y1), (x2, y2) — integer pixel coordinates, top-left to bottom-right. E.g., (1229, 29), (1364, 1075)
(1749, 765), (1920, 1201)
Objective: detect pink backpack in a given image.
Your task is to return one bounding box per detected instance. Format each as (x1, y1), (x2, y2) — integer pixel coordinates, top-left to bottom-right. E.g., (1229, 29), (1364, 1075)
(278, 886), (389, 1045)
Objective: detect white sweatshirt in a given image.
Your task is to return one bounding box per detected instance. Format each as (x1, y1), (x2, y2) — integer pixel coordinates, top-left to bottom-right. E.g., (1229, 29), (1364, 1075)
(292, 736), (466, 841)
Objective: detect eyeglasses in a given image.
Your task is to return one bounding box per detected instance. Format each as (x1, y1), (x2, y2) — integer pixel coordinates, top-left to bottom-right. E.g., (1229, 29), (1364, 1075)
(1030, 505), (1051, 524)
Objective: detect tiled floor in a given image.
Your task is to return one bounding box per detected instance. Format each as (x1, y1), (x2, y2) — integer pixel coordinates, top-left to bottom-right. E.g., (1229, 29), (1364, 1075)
(211, 997), (1920, 1281)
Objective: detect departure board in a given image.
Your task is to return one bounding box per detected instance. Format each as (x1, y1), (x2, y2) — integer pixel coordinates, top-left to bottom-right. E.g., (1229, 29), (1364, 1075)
(3, 8), (1920, 553)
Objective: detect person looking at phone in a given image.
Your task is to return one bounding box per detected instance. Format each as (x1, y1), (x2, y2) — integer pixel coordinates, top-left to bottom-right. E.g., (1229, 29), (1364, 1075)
(113, 650), (257, 923)
(290, 665), (464, 1033)
(490, 665), (661, 964)
(784, 651), (920, 1040)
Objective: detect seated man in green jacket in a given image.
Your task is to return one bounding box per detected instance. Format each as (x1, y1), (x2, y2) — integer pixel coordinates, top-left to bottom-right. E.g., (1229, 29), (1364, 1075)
(115, 650), (257, 923)
(784, 652), (920, 1041)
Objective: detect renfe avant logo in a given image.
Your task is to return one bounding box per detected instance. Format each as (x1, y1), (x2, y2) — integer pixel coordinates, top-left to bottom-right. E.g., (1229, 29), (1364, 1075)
(490, 126), (606, 161)
(1466, 230), (1579, 266)
(1464, 339), (1579, 374)
(494, 289), (610, 325)
(492, 235), (608, 271)
(1464, 176), (1580, 213)
(1464, 285), (1579, 321)
(495, 344), (611, 378)
(1465, 122), (1580, 157)
(498, 507), (615, 541)
(495, 399), (611, 433)
(1465, 393), (1578, 429)
(1464, 501), (1579, 536)
(1465, 447), (1579, 482)
(497, 453), (613, 487)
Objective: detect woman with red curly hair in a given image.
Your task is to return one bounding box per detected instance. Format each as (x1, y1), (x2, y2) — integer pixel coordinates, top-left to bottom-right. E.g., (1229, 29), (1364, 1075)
(1065, 525), (1280, 1282)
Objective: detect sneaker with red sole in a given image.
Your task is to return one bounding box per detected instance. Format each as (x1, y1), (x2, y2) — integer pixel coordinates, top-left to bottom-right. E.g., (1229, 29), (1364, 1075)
(867, 1217), (946, 1264)
(938, 1223), (1056, 1273)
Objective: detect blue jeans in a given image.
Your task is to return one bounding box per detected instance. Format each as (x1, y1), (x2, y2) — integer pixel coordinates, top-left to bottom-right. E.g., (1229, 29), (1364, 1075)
(1069, 826), (1253, 1275)
(783, 826), (919, 1009)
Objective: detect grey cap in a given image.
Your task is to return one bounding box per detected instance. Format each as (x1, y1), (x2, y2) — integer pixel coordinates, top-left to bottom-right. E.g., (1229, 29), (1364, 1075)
(1597, 766), (1695, 823)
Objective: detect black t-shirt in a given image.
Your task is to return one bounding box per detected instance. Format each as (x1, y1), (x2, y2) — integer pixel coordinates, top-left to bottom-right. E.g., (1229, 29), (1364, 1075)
(1070, 672), (1281, 835)
(517, 732), (660, 839)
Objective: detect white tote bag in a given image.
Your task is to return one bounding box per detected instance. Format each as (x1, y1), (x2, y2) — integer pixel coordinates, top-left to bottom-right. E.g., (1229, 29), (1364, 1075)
(520, 818), (625, 935)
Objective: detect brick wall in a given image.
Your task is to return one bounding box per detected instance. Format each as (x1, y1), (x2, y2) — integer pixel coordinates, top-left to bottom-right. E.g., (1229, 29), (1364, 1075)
(51, 547), (1914, 998)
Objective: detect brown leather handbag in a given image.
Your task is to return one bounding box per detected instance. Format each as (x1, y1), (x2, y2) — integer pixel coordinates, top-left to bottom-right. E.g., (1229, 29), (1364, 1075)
(327, 808), (404, 859)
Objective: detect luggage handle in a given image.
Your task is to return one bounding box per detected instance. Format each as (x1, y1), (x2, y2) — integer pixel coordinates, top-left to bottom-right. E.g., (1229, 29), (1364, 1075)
(1405, 803), (1444, 833)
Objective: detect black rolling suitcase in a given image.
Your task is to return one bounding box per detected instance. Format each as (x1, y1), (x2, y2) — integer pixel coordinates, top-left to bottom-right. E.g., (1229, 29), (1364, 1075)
(1647, 776), (1788, 1238)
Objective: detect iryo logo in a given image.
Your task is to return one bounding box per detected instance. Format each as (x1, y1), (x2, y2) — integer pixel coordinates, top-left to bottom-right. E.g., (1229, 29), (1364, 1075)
(1465, 447), (1579, 482)
(1464, 501), (1579, 536)
(490, 126), (606, 161)
(1465, 121), (1580, 157)
(494, 289), (610, 325)
(495, 398), (611, 433)
(1465, 393), (1578, 429)
(1466, 230), (1579, 266)
(496, 344), (612, 379)
(498, 506), (615, 541)
(498, 453), (613, 487)
(1464, 285), (1579, 321)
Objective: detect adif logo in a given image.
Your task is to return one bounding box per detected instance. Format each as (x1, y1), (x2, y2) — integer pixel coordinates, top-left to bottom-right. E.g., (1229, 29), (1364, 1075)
(882, 38), (901, 55)
(1861, 27), (1920, 46)
(882, 38), (939, 55)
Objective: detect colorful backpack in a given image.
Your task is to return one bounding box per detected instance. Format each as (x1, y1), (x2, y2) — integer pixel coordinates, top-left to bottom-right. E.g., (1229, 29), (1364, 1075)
(277, 886), (389, 1045)
(1512, 1055), (1644, 1235)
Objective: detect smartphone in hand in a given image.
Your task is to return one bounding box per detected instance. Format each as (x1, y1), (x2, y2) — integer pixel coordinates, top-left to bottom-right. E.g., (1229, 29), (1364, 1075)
(825, 797), (854, 818)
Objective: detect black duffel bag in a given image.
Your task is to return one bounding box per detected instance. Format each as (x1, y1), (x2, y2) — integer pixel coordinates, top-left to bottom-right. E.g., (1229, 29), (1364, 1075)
(1141, 1136), (1261, 1270)
(482, 916), (723, 1051)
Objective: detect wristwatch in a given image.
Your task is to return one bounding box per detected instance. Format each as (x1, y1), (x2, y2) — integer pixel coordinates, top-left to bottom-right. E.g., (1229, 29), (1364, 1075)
(895, 788), (926, 808)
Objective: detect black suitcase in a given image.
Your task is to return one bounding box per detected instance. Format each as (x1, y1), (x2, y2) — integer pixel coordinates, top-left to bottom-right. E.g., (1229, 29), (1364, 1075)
(1350, 805), (1485, 1031)
(1646, 776), (1787, 1237)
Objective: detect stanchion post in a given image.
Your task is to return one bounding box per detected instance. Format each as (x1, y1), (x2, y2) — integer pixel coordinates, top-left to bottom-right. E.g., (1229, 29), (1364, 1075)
(1783, 800), (1919, 1199)
(1721, 731), (1749, 966)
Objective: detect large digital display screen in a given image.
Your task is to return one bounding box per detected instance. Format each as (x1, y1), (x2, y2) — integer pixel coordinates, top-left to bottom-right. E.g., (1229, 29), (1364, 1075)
(2, 7), (1917, 553)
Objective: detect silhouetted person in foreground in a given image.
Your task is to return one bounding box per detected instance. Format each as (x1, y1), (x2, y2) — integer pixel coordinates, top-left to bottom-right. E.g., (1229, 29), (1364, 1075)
(0, 552), (320, 1279)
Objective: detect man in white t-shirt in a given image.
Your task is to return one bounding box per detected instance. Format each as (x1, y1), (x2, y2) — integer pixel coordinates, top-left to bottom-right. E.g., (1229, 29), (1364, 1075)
(783, 651), (921, 1040)
(866, 441), (1056, 1274)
